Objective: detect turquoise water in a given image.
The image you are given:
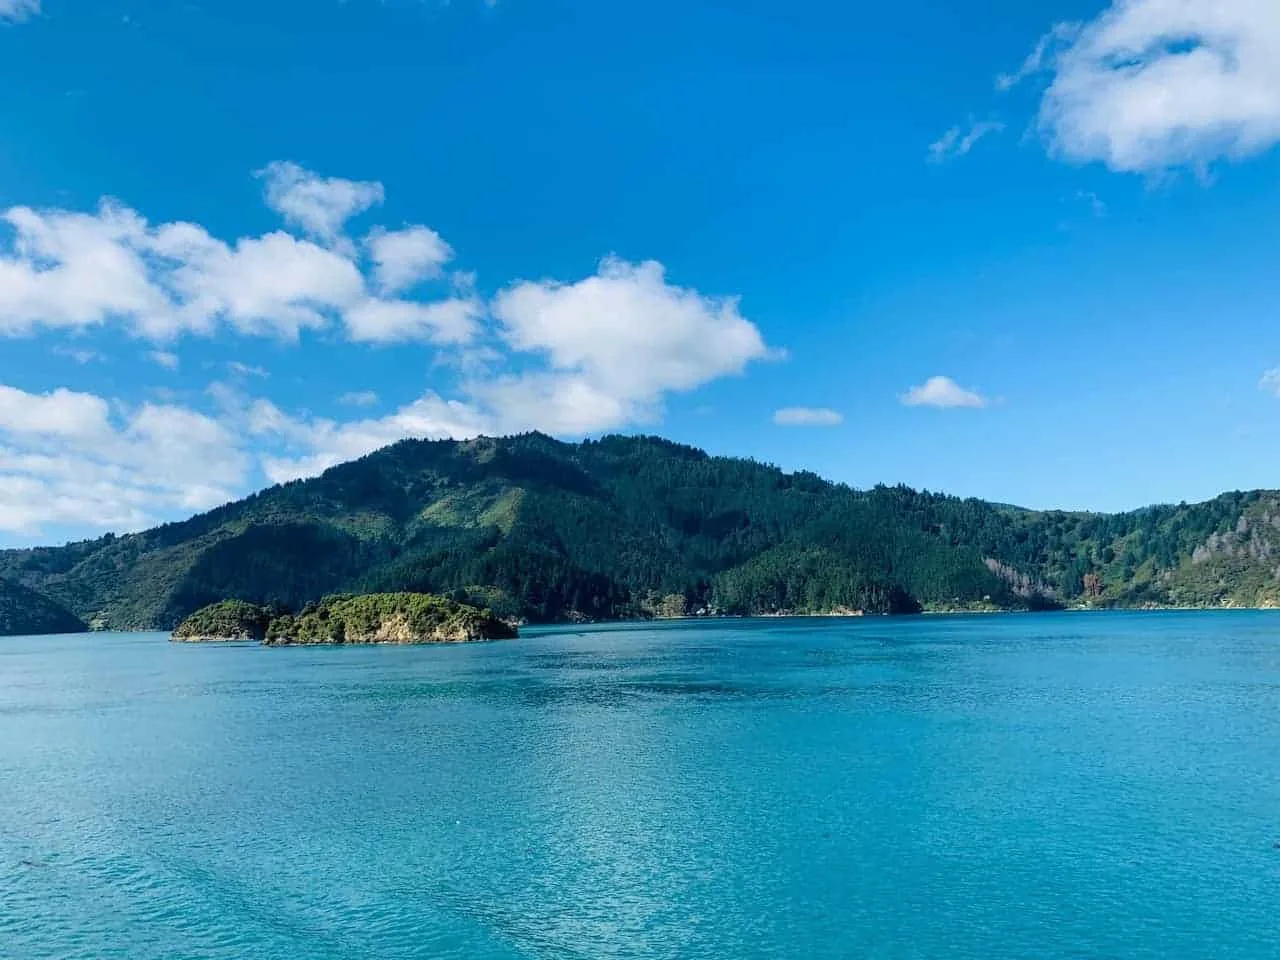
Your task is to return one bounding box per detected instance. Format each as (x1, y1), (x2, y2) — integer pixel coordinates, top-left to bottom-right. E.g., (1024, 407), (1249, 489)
(2, 613), (1279, 959)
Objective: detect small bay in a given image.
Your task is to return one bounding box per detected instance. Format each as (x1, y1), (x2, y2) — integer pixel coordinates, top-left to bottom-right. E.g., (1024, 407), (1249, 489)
(2, 612), (1278, 959)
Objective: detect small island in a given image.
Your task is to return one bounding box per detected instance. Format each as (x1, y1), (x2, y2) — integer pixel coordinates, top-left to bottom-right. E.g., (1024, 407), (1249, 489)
(171, 593), (517, 646)
(172, 599), (274, 643)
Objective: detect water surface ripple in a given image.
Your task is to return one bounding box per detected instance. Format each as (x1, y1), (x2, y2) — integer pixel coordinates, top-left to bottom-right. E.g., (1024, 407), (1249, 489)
(3, 612), (1279, 958)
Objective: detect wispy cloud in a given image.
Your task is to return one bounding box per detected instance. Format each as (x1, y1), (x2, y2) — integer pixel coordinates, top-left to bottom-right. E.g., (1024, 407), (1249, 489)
(901, 376), (989, 409)
(1259, 368), (1280, 397)
(0, 0), (40, 24)
(148, 350), (180, 370)
(1076, 190), (1107, 218)
(338, 391), (379, 407)
(227, 361), (268, 378)
(772, 407), (843, 427)
(53, 345), (105, 365)
(995, 22), (1082, 92)
(928, 119), (1005, 163)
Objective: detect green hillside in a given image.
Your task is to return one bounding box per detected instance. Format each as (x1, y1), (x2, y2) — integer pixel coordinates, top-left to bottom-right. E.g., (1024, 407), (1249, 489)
(0, 577), (88, 637)
(1, 433), (1278, 630)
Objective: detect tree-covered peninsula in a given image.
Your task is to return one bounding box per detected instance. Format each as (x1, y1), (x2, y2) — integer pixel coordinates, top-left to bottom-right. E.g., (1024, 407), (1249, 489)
(0, 577), (87, 637)
(173, 593), (517, 645)
(4, 432), (1280, 631)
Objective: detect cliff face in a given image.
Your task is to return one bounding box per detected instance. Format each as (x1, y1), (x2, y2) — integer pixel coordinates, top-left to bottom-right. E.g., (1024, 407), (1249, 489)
(1148, 498), (1280, 608)
(172, 593), (516, 646)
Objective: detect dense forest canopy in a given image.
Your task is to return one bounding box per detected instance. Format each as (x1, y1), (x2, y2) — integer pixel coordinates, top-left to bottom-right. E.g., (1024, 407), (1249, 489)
(0, 577), (87, 636)
(2, 432), (1278, 632)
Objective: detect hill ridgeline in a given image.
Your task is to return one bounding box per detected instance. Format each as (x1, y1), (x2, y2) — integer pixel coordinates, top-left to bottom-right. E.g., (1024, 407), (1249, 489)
(2, 433), (1279, 633)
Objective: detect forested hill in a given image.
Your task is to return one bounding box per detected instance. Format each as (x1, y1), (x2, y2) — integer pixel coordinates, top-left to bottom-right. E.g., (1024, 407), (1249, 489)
(0, 577), (87, 636)
(1, 433), (1279, 631)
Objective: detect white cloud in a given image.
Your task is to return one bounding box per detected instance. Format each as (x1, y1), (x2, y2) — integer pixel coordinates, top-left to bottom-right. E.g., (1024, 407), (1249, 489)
(0, 0), (39, 23)
(0, 385), (109, 440)
(0, 202), (173, 336)
(148, 350), (180, 370)
(345, 296), (482, 345)
(338, 391), (379, 407)
(901, 376), (989, 409)
(473, 373), (635, 435)
(366, 225), (453, 293)
(2, 172), (770, 448)
(1015, 0), (1280, 174)
(257, 161), (384, 246)
(0, 166), (470, 344)
(489, 256), (770, 431)
(1259, 368), (1280, 396)
(247, 393), (493, 483)
(928, 120), (1005, 163)
(772, 407), (843, 427)
(148, 223), (366, 339)
(0, 384), (248, 534)
(228, 361), (268, 378)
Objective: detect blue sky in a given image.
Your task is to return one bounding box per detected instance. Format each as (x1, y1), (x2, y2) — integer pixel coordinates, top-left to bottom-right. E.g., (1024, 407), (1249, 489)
(3, 0), (1280, 545)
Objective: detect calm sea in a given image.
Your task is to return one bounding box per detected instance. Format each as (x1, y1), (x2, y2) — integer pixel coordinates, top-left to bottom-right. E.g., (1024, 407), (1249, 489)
(2, 613), (1279, 959)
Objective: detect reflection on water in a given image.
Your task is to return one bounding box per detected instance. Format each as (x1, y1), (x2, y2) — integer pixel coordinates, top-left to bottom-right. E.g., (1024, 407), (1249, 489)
(3, 613), (1280, 959)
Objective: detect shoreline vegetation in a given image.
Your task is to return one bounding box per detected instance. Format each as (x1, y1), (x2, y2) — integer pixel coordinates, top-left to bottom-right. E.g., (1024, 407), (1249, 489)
(172, 594), (518, 646)
(569, 601), (1280, 625)
(168, 600), (1280, 648)
(5, 434), (1280, 636)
